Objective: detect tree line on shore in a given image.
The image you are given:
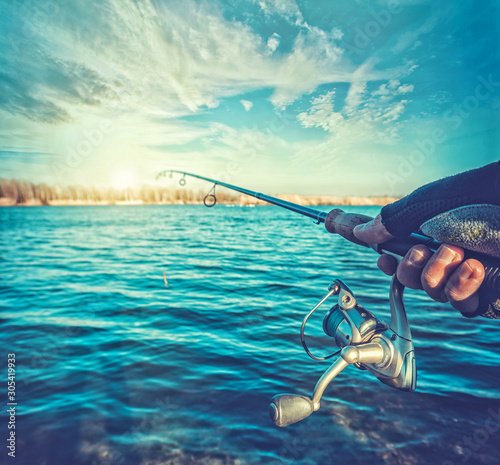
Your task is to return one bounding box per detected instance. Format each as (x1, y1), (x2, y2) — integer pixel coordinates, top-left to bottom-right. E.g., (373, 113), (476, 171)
(0, 179), (238, 205)
(0, 179), (399, 207)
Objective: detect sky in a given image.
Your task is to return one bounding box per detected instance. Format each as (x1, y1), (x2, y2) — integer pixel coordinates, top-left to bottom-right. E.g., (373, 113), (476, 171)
(0, 0), (499, 196)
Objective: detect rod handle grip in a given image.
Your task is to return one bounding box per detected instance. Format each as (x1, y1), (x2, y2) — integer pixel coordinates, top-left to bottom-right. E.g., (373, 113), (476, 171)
(324, 209), (372, 247)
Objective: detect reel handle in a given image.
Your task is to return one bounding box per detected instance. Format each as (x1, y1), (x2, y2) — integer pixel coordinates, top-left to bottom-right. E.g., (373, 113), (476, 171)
(270, 343), (386, 427)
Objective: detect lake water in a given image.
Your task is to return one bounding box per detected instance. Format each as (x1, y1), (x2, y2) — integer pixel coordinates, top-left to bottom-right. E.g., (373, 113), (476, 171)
(1, 205), (500, 465)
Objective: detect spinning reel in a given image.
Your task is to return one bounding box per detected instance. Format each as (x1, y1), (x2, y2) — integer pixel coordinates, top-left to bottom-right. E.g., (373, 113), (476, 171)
(269, 276), (416, 427)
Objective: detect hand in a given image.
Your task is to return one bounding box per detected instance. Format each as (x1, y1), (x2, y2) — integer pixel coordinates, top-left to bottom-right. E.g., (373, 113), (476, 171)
(353, 215), (485, 315)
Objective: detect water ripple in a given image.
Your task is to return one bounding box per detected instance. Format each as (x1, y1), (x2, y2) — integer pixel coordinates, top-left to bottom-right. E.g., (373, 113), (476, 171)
(1, 205), (499, 465)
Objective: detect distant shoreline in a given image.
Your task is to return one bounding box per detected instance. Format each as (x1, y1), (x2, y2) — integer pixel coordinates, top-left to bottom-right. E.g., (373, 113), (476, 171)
(0, 195), (399, 207)
(0, 179), (399, 207)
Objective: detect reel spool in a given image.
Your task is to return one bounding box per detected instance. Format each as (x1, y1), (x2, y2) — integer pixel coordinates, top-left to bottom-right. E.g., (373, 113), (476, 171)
(270, 277), (416, 427)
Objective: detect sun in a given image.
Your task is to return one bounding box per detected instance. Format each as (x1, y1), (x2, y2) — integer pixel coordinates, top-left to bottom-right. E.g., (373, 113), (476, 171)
(111, 170), (137, 190)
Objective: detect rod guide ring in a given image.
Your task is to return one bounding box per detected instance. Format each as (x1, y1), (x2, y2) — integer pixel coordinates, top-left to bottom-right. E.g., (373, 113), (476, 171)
(204, 194), (217, 207)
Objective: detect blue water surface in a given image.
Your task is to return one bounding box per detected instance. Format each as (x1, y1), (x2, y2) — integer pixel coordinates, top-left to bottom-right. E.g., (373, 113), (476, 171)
(1, 205), (500, 465)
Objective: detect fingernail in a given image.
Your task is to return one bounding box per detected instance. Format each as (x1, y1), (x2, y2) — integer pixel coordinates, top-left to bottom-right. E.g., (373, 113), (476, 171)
(437, 245), (458, 262)
(353, 224), (365, 233)
(458, 262), (474, 279)
(408, 248), (425, 266)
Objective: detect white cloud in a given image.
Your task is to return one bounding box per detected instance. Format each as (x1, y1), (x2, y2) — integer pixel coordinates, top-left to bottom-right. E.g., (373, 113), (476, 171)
(267, 33), (280, 53)
(254, 0), (305, 25)
(373, 80), (414, 101)
(392, 14), (440, 53)
(2, 0), (417, 124)
(396, 83), (414, 94)
(297, 91), (340, 131)
(267, 26), (346, 109)
(2, 0), (355, 120)
(240, 100), (254, 111)
(345, 81), (367, 116)
(297, 75), (415, 145)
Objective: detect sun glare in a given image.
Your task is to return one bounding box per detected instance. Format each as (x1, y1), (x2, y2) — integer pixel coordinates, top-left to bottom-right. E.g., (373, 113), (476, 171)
(111, 170), (137, 190)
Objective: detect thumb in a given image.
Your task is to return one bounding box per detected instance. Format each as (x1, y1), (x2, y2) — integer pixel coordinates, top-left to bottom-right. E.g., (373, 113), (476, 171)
(353, 214), (394, 244)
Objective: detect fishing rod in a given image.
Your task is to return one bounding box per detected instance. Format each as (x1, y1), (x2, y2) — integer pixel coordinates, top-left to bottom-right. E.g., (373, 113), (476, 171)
(157, 169), (500, 427)
(157, 170), (499, 270)
(157, 169), (328, 223)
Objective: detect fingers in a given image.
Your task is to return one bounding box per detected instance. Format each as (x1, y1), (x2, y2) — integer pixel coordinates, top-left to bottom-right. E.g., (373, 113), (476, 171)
(355, 217), (485, 315)
(394, 244), (484, 314)
(443, 259), (485, 314)
(396, 245), (434, 289)
(353, 214), (394, 244)
(377, 254), (398, 276)
(420, 245), (464, 302)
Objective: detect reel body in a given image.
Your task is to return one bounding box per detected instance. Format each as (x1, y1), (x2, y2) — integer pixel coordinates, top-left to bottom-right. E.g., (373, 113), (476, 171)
(270, 277), (416, 427)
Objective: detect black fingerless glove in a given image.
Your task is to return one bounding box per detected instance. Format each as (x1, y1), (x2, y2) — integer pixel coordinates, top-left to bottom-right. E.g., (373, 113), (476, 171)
(381, 161), (500, 238)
